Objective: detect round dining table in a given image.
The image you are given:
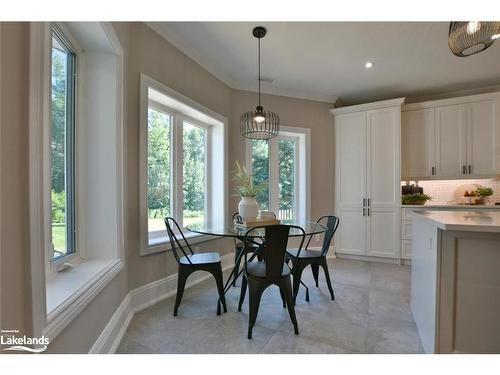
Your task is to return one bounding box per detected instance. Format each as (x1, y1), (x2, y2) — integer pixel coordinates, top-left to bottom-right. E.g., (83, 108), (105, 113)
(186, 220), (326, 313)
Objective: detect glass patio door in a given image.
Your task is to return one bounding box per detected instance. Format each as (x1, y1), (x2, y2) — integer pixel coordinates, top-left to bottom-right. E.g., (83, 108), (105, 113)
(249, 135), (299, 220)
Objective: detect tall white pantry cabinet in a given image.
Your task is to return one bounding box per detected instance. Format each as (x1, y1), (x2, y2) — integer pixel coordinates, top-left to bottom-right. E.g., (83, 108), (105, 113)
(331, 98), (405, 260)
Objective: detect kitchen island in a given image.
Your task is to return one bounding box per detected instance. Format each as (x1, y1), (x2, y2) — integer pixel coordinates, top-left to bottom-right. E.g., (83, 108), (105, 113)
(411, 210), (500, 353)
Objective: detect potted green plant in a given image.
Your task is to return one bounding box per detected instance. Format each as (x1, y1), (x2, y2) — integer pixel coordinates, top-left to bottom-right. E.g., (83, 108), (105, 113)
(232, 161), (268, 220)
(401, 193), (432, 205)
(472, 186), (494, 205)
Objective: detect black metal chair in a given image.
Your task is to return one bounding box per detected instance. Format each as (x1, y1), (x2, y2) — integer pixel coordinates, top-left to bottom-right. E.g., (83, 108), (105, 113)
(238, 224), (305, 339)
(231, 212), (262, 287)
(286, 215), (340, 304)
(164, 217), (227, 317)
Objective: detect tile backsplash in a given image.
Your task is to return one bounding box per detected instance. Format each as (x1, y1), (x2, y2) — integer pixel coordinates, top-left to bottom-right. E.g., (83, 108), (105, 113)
(401, 179), (500, 204)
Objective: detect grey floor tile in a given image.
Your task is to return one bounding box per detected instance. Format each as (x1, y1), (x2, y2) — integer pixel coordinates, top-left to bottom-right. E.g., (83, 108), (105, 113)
(365, 315), (424, 354)
(368, 289), (413, 322)
(261, 330), (358, 354)
(117, 258), (423, 354)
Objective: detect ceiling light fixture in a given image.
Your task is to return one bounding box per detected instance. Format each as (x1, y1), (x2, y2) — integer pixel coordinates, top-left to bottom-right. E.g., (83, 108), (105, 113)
(365, 61), (373, 68)
(240, 26), (279, 140)
(448, 21), (500, 57)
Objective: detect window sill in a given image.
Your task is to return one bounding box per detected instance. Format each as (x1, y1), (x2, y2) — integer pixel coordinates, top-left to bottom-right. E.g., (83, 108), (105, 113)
(44, 257), (124, 340)
(140, 232), (221, 256)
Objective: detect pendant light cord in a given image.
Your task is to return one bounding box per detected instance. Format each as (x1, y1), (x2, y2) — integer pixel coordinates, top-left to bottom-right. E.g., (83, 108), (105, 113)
(258, 36), (261, 108)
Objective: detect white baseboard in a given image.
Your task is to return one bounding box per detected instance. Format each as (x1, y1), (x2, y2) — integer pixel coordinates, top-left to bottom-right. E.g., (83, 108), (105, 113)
(88, 253), (234, 353)
(335, 252), (409, 265)
(89, 294), (133, 354)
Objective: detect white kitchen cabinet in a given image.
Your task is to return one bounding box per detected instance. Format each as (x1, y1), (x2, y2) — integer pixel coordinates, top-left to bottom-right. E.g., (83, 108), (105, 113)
(333, 98), (404, 259)
(402, 108), (435, 179)
(466, 100), (499, 177)
(435, 104), (467, 178)
(402, 93), (500, 180)
(334, 111), (366, 256)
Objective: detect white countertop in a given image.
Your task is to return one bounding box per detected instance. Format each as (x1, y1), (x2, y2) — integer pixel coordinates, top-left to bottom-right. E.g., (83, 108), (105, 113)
(412, 210), (500, 233)
(402, 204), (500, 209)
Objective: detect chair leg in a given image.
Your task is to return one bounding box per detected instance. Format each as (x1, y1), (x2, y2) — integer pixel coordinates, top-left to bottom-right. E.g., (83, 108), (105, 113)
(247, 280), (265, 339)
(233, 248), (242, 287)
(320, 259), (335, 301)
(174, 266), (190, 316)
(238, 275), (247, 312)
(291, 262), (306, 305)
(279, 286), (286, 308)
(311, 264), (320, 287)
(281, 277), (299, 335)
(211, 265), (227, 315)
(299, 280), (310, 302)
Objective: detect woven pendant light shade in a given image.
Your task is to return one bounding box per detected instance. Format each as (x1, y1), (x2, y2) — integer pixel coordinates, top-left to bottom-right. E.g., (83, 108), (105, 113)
(448, 21), (500, 57)
(240, 109), (280, 140)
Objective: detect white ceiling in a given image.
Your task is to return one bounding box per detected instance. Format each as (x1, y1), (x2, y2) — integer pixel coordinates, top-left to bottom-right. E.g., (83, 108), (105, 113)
(147, 22), (500, 105)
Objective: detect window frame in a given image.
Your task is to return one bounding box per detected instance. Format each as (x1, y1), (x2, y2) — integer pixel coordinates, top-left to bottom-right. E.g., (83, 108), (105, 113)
(246, 126), (311, 221)
(50, 25), (78, 263)
(145, 102), (211, 244)
(139, 74), (227, 256)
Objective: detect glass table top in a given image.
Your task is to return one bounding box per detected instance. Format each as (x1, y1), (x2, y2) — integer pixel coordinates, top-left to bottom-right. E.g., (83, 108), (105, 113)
(186, 220), (325, 238)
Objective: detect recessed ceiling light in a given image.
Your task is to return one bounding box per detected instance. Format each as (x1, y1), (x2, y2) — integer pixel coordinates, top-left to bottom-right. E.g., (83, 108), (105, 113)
(492, 33), (500, 40)
(365, 61), (373, 68)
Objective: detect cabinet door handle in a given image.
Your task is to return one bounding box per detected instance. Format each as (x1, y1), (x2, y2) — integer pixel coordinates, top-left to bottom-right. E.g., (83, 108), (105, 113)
(363, 198), (366, 207)
(468, 165), (472, 174)
(367, 198), (371, 206)
(367, 208), (370, 216)
(431, 166), (435, 175)
(362, 207), (366, 216)
(462, 165), (466, 174)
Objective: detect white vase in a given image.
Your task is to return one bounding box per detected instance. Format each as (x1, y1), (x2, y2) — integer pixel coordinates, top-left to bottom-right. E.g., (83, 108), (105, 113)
(238, 197), (259, 221)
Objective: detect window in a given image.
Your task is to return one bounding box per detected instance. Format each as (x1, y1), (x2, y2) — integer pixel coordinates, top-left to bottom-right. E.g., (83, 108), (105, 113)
(147, 106), (172, 236)
(182, 121), (207, 230)
(141, 75), (227, 254)
(247, 127), (310, 221)
(50, 26), (76, 261)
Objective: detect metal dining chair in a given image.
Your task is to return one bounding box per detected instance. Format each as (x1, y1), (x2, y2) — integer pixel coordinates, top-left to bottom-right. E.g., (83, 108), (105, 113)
(237, 224), (305, 339)
(286, 215), (340, 304)
(164, 217), (227, 317)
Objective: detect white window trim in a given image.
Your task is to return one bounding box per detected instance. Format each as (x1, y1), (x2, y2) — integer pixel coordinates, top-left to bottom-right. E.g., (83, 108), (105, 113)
(245, 126), (311, 221)
(139, 74), (228, 256)
(29, 22), (125, 342)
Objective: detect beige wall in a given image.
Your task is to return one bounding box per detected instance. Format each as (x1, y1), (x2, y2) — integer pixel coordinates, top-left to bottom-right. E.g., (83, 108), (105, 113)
(0, 22), (334, 353)
(0, 22), (31, 339)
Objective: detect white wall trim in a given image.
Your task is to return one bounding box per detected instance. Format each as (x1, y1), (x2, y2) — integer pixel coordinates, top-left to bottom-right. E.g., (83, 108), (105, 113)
(89, 294), (133, 354)
(89, 253), (234, 353)
(403, 90), (500, 111)
(335, 253), (406, 265)
(330, 97), (405, 115)
(44, 259), (124, 341)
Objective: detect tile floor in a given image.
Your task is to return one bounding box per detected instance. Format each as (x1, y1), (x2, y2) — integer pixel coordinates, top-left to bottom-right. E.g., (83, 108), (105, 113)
(117, 258), (424, 354)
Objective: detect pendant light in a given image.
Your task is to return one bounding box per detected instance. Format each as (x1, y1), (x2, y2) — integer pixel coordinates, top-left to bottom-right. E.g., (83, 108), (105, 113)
(448, 21), (500, 57)
(240, 26), (280, 140)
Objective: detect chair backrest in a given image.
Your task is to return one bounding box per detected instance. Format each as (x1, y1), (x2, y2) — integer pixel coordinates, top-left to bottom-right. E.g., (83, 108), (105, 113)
(317, 215), (340, 257)
(246, 225), (305, 278)
(164, 217), (194, 264)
